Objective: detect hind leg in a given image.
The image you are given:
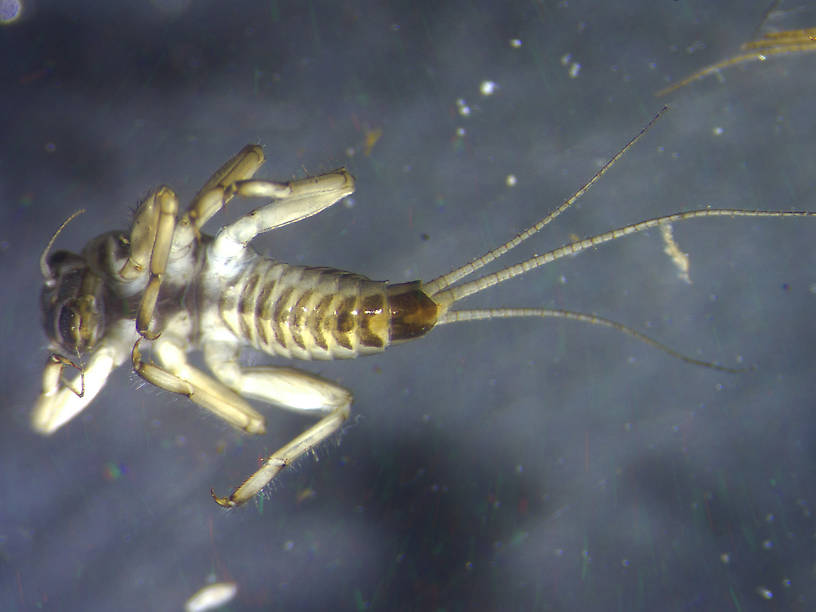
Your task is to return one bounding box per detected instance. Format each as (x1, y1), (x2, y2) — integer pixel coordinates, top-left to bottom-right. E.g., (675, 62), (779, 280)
(203, 341), (352, 507)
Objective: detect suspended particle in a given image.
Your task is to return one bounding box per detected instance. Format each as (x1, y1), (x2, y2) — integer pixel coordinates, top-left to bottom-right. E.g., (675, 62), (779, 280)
(0, 0), (22, 24)
(184, 582), (238, 612)
(480, 80), (497, 96)
(756, 586), (773, 600)
(660, 222), (691, 284)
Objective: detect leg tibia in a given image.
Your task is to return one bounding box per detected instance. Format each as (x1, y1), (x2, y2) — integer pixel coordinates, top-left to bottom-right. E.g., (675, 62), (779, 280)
(202, 345), (353, 507)
(212, 405), (350, 507)
(211, 169), (354, 262)
(185, 145), (266, 231)
(132, 338), (266, 435)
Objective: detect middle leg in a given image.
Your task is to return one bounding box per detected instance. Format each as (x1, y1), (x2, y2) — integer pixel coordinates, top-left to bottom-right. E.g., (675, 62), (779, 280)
(132, 334), (267, 435)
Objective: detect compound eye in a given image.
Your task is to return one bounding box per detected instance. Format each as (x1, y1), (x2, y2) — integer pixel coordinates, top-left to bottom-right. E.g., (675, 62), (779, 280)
(47, 250), (85, 275)
(57, 303), (82, 351)
(47, 250), (72, 268)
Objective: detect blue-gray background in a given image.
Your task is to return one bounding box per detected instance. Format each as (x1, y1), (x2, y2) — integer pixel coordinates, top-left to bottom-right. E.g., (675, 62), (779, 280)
(2, 1), (815, 610)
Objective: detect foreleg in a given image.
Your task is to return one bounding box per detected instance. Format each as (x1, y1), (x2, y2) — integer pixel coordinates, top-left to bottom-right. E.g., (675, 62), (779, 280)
(32, 320), (134, 434)
(118, 187), (180, 339)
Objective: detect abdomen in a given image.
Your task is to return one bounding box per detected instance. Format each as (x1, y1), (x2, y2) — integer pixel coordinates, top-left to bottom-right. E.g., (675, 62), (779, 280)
(218, 259), (439, 360)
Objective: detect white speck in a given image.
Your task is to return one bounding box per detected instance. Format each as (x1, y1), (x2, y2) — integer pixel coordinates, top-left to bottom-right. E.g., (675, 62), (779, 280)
(509, 38), (522, 48)
(480, 80), (497, 96)
(720, 553), (731, 564)
(568, 63), (581, 78)
(343, 196), (355, 209)
(756, 586), (773, 600)
(0, 0), (23, 24)
(560, 53), (571, 66)
(505, 174), (517, 187)
(712, 126), (724, 136)
(185, 582), (238, 612)
(686, 40), (706, 54)
(456, 126), (466, 137)
(456, 98), (471, 116)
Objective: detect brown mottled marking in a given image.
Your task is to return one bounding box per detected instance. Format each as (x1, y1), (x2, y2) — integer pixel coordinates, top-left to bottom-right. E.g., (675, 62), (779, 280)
(359, 292), (387, 348)
(272, 286), (294, 349)
(335, 296), (356, 333)
(361, 293), (384, 316)
(308, 294), (334, 351)
(239, 274), (259, 316)
(360, 328), (385, 349)
(239, 273), (260, 343)
(290, 289), (314, 350)
(387, 282), (439, 342)
(333, 295), (357, 350)
(254, 278), (274, 346)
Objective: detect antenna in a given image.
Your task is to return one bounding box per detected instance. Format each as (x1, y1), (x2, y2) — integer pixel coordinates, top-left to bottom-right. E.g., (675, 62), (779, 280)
(40, 209), (86, 285)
